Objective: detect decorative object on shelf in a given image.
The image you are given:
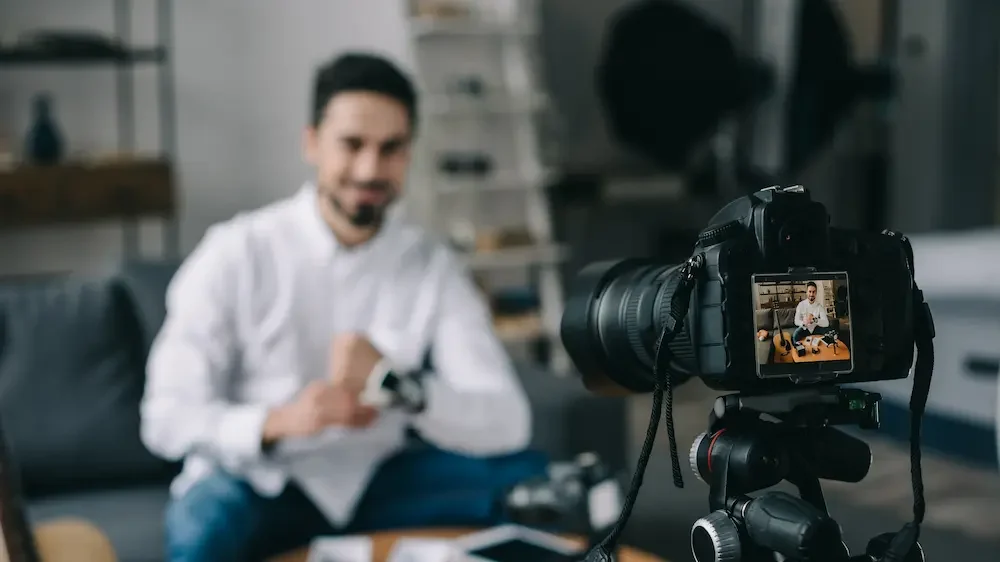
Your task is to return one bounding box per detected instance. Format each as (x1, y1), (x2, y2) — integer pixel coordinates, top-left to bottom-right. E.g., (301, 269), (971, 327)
(24, 93), (64, 165)
(474, 227), (535, 252)
(0, 136), (14, 170)
(450, 75), (485, 97)
(9, 30), (127, 60)
(410, 0), (470, 20)
(446, 219), (478, 251)
(492, 287), (540, 316)
(437, 151), (493, 176)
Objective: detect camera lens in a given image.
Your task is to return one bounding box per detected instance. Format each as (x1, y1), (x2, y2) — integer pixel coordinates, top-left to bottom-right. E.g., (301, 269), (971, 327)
(560, 259), (698, 393)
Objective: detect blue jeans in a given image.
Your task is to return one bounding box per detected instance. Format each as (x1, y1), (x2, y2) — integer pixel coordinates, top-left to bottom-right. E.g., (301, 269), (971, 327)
(792, 326), (815, 342)
(164, 447), (548, 562)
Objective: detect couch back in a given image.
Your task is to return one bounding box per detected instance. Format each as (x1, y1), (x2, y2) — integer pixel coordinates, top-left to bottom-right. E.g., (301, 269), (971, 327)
(0, 260), (629, 496)
(0, 262), (181, 498)
(756, 308), (798, 331)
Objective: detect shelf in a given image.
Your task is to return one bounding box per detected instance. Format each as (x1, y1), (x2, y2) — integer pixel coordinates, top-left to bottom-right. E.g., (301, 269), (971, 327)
(465, 244), (568, 271)
(0, 47), (166, 67)
(434, 168), (555, 194)
(409, 18), (538, 38)
(494, 312), (556, 344)
(423, 92), (549, 116)
(0, 158), (175, 228)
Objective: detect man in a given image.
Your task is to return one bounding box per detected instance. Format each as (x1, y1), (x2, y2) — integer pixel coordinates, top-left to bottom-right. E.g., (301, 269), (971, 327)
(140, 52), (546, 562)
(792, 281), (830, 341)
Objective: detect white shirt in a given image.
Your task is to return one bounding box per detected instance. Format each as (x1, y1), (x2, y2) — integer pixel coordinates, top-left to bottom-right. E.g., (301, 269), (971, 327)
(139, 184), (532, 525)
(794, 298), (829, 333)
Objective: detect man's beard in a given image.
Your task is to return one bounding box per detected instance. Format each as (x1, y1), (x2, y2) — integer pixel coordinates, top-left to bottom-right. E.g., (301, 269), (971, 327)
(327, 182), (395, 228)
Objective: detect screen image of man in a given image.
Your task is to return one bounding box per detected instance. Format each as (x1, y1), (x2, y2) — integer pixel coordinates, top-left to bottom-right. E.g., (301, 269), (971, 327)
(140, 52), (546, 562)
(792, 282), (829, 341)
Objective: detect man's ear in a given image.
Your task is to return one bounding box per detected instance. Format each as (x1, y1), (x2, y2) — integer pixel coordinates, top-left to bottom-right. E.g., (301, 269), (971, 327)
(303, 126), (319, 165)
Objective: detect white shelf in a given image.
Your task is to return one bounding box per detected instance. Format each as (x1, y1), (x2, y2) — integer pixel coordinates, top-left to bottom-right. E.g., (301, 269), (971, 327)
(409, 18), (538, 38)
(464, 244), (568, 271)
(494, 313), (559, 344)
(433, 168), (555, 194)
(423, 92), (549, 117)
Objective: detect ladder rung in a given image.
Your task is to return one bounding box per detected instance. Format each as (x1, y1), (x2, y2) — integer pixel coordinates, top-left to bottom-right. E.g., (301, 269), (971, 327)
(409, 18), (537, 38)
(434, 168), (555, 194)
(423, 93), (548, 117)
(465, 244), (568, 271)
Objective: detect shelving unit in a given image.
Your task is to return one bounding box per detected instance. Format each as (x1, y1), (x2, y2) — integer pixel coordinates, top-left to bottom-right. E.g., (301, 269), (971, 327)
(0, 0), (178, 261)
(756, 281), (836, 318)
(405, 0), (570, 372)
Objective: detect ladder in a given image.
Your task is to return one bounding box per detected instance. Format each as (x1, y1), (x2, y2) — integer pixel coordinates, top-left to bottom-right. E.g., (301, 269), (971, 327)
(405, 0), (570, 373)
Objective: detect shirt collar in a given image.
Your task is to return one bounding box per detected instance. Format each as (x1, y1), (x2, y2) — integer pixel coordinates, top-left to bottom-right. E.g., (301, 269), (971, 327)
(295, 182), (400, 261)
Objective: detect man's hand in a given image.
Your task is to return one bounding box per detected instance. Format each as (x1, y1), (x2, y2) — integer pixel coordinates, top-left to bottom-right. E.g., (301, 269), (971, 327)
(329, 332), (384, 395)
(262, 380), (378, 445)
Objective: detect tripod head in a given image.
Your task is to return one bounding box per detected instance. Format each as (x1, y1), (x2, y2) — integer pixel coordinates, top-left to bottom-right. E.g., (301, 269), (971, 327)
(687, 387), (925, 562)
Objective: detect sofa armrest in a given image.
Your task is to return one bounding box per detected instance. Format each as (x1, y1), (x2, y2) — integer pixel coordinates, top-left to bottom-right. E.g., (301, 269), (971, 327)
(756, 339), (773, 365)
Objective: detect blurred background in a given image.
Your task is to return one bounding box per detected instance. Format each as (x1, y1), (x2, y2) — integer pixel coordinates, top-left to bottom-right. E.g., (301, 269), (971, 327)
(0, 1), (998, 561)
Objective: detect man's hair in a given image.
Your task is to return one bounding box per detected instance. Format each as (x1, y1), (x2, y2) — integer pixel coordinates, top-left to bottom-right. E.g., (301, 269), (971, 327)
(310, 52), (418, 130)
(806, 281), (817, 290)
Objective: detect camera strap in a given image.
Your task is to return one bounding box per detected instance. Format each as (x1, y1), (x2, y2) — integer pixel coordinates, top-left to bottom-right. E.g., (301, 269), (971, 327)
(583, 254), (705, 562)
(880, 229), (936, 561)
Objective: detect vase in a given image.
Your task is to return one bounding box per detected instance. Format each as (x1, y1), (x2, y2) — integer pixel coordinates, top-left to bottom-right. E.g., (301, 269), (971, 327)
(24, 92), (64, 165)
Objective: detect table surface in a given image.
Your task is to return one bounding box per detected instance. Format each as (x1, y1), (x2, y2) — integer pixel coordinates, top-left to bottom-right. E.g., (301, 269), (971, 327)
(771, 330), (850, 363)
(271, 527), (667, 562)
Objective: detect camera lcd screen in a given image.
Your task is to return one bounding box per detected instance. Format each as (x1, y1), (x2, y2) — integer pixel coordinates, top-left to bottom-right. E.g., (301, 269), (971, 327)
(752, 272), (854, 379)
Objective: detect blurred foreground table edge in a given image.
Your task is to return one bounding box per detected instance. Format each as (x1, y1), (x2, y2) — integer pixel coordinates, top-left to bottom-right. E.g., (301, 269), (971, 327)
(270, 527), (668, 562)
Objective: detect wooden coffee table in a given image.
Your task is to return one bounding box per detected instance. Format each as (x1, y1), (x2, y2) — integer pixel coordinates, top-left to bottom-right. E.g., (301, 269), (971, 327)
(271, 527), (667, 562)
(772, 330), (850, 363)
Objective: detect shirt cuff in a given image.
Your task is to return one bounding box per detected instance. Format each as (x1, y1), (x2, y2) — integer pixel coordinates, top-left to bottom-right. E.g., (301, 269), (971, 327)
(214, 404), (270, 464)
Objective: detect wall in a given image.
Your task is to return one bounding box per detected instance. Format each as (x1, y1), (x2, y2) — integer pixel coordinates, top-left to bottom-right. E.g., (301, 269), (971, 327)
(0, 0), (413, 276)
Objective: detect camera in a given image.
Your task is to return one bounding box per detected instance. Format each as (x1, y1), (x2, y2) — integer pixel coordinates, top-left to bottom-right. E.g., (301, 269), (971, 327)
(560, 184), (917, 395)
(563, 185), (934, 562)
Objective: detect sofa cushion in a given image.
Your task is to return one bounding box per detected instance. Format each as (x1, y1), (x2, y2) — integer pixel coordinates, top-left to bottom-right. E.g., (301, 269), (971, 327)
(0, 277), (175, 497)
(116, 261), (181, 357)
(27, 484), (169, 562)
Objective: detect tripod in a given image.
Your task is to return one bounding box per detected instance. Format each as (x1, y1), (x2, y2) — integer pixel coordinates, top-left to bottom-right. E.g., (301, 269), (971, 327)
(687, 387), (925, 562)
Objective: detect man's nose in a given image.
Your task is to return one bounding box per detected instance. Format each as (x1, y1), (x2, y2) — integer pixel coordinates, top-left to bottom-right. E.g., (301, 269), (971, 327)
(352, 149), (384, 181)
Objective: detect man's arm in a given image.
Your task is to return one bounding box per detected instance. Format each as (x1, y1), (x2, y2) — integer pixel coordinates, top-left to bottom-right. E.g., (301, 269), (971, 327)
(794, 301), (807, 327)
(817, 306), (830, 328)
(140, 225), (270, 468)
(408, 254), (532, 457)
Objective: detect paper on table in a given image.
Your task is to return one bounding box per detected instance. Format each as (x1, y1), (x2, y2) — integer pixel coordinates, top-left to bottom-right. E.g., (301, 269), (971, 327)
(306, 536), (371, 562)
(386, 538), (463, 562)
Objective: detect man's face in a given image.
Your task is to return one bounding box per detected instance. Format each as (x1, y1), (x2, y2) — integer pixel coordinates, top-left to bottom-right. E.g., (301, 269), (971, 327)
(304, 91), (411, 228)
(807, 286), (817, 303)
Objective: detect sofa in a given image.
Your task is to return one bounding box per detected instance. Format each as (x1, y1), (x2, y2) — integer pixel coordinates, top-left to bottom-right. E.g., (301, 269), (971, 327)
(0, 261), (628, 562)
(754, 307), (851, 364)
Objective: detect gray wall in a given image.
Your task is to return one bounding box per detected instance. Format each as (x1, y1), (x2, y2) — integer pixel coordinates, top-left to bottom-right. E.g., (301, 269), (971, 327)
(0, 0), (414, 276)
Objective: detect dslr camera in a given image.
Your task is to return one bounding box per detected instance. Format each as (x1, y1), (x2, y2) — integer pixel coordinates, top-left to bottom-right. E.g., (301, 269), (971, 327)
(562, 185), (932, 562)
(561, 184), (916, 394)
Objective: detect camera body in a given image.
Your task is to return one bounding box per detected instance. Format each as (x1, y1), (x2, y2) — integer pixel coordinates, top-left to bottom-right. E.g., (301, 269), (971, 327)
(560, 185), (917, 395)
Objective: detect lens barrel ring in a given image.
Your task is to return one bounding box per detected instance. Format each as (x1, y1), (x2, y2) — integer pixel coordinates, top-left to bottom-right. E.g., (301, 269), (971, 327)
(624, 289), (652, 368)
